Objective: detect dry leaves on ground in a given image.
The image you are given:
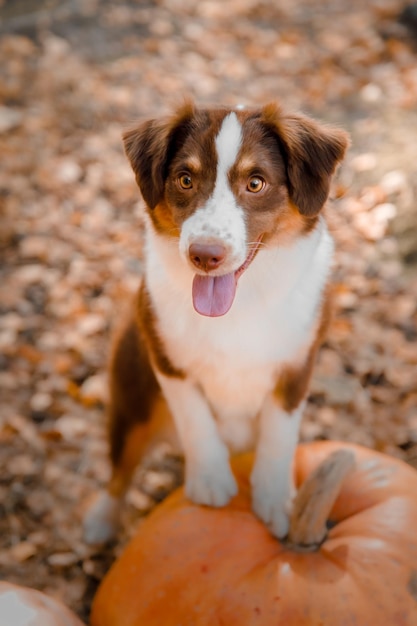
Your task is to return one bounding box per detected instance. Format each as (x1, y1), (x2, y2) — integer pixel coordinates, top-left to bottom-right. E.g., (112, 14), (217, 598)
(0, 0), (416, 620)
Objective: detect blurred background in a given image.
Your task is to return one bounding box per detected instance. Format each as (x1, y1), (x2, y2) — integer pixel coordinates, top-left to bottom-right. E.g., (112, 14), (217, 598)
(0, 0), (416, 620)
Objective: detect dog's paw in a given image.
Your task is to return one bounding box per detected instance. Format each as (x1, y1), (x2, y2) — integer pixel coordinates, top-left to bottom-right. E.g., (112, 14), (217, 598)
(251, 463), (295, 539)
(83, 491), (120, 545)
(185, 453), (238, 507)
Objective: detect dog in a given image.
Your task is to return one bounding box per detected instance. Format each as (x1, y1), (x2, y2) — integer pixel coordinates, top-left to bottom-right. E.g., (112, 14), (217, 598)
(83, 100), (349, 544)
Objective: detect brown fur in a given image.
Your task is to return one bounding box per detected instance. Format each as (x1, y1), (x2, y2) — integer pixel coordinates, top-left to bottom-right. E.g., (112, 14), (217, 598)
(107, 308), (159, 469)
(137, 282), (185, 379)
(124, 103), (348, 249)
(260, 103), (349, 216)
(274, 287), (333, 412)
(104, 102), (348, 509)
(106, 294), (180, 499)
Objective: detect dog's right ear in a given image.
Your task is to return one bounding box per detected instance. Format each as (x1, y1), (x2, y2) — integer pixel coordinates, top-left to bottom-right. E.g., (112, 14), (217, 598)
(123, 101), (195, 209)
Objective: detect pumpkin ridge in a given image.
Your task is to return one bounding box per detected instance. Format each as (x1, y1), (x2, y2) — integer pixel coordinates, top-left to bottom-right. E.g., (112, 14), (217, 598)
(91, 442), (417, 626)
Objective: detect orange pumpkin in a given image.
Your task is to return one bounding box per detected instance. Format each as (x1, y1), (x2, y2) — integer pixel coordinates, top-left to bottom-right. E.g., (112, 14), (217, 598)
(91, 441), (417, 625)
(0, 582), (85, 626)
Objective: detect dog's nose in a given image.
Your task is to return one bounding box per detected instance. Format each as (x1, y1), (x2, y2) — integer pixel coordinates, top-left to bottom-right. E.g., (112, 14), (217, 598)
(189, 243), (227, 272)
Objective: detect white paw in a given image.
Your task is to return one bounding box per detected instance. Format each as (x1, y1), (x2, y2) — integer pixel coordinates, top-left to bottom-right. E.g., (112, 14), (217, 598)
(251, 463), (295, 539)
(83, 491), (120, 545)
(185, 452), (237, 507)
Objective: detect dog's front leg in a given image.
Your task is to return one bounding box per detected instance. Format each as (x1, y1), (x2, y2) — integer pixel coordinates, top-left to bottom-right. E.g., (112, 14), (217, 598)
(155, 373), (238, 507)
(251, 395), (304, 539)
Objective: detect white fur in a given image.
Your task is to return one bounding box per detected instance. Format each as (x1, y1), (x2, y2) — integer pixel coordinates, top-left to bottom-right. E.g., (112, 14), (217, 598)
(251, 400), (305, 537)
(83, 491), (120, 545)
(179, 113), (247, 272)
(146, 218), (333, 397)
(81, 110), (339, 544)
(154, 373), (238, 506)
(146, 211), (333, 534)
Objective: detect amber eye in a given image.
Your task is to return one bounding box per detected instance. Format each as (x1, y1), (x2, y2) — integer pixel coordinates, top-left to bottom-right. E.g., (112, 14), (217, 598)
(247, 176), (265, 193)
(178, 174), (193, 190)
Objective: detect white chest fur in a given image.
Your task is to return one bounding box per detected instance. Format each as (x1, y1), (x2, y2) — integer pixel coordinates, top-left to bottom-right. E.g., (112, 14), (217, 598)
(144, 217), (333, 450)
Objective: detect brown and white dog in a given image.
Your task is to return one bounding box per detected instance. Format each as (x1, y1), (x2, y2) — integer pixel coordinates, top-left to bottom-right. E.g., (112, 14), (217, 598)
(84, 101), (349, 543)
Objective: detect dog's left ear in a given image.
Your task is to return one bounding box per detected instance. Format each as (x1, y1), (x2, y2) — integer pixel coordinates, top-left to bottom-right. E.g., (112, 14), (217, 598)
(123, 101), (195, 209)
(262, 103), (350, 216)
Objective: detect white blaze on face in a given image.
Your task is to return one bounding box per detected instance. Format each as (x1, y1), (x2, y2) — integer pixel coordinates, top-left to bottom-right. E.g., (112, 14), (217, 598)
(180, 112), (247, 270)
(179, 112), (250, 318)
(215, 111), (243, 184)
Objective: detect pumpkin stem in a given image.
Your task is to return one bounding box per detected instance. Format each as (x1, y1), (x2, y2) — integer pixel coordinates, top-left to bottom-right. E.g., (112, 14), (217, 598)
(287, 449), (355, 549)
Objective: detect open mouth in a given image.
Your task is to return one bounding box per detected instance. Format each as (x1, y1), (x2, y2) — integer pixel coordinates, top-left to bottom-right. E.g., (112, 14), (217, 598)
(192, 237), (263, 318)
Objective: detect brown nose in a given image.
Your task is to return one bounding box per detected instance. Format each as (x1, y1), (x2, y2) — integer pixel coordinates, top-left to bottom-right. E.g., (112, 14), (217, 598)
(189, 243), (227, 271)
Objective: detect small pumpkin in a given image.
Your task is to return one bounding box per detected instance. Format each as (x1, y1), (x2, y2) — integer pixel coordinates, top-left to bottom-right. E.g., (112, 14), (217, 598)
(0, 582), (85, 626)
(91, 441), (417, 625)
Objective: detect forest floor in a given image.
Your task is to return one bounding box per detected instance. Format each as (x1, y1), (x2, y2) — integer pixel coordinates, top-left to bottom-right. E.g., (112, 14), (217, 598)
(1, 0), (417, 621)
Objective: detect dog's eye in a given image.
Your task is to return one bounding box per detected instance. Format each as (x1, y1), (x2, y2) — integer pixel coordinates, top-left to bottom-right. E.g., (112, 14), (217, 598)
(247, 176), (265, 193)
(178, 174), (193, 190)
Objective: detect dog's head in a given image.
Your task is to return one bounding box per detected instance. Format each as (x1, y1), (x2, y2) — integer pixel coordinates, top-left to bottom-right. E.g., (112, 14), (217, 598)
(123, 101), (349, 317)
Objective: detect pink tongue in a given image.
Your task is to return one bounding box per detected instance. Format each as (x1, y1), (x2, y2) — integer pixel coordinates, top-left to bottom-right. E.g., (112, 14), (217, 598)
(192, 273), (236, 317)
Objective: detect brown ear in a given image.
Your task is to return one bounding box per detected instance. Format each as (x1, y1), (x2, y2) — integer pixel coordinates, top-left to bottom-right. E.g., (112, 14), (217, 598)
(262, 103), (350, 216)
(123, 101), (196, 209)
